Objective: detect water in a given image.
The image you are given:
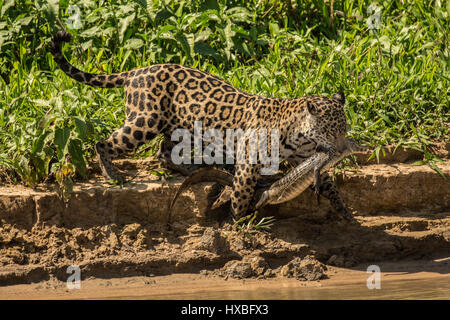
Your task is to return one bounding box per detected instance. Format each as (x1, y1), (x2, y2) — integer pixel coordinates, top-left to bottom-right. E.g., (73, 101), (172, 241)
(128, 278), (450, 300)
(1, 272), (448, 300)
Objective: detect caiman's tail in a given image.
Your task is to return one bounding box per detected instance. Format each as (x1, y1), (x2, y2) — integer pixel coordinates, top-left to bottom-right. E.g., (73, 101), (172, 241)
(167, 168), (234, 227)
(50, 31), (128, 88)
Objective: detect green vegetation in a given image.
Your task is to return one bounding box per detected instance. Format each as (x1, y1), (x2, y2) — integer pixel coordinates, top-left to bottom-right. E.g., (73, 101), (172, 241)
(0, 0), (448, 189)
(234, 211), (276, 233)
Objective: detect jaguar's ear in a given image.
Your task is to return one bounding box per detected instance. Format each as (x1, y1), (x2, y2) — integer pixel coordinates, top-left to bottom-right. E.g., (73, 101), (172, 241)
(332, 92), (345, 105)
(306, 100), (318, 116)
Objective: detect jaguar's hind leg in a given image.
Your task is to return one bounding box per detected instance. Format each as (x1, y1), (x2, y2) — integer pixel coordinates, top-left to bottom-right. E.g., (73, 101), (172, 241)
(157, 138), (204, 176)
(96, 119), (159, 183)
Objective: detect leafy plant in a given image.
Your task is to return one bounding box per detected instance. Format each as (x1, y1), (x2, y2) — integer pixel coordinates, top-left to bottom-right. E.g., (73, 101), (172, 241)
(150, 168), (172, 181)
(0, 0), (448, 190)
(234, 211), (276, 233)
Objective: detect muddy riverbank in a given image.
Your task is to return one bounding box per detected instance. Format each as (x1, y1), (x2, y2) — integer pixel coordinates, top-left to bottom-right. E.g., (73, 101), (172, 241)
(0, 144), (449, 293)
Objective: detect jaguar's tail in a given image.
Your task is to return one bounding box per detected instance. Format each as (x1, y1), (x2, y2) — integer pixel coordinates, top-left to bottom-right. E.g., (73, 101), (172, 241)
(50, 31), (127, 88)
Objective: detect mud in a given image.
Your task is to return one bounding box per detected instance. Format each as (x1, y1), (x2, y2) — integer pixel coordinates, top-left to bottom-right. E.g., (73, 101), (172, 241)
(0, 145), (449, 288)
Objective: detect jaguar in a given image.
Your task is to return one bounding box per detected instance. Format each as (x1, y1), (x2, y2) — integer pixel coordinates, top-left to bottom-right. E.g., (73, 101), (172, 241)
(50, 30), (353, 219)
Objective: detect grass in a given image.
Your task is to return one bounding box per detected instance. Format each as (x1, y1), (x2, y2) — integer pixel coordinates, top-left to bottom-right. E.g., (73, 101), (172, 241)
(0, 0), (448, 189)
(234, 211), (276, 232)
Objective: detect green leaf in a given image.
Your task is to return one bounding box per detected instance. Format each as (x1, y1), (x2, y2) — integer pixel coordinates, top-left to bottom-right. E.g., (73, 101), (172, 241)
(64, 176), (74, 194)
(43, 0), (59, 21)
(131, 0), (147, 9)
(68, 139), (87, 177)
(81, 40), (93, 51)
(155, 9), (173, 23)
(158, 24), (177, 40)
(411, 160), (426, 166)
(82, 26), (101, 38)
(74, 117), (88, 140)
(118, 13), (136, 44)
(175, 0), (185, 17)
(31, 130), (50, 155)
(194, 41), (217, 57)
(223, 21), (233, 60)
(124, 38), (144, 50)
(54, 127), (71, 161)
(269, 22), (280, 36)
(429, 163), (447, 180)
(226, 7), (250, 21)
(175, 33), (191, 57)
(1, 0), (14, 17)
(200, 0), (219, 11)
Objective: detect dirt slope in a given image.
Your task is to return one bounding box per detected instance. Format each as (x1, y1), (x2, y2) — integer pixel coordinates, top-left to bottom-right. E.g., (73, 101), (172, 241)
(0, 145), (449, 286)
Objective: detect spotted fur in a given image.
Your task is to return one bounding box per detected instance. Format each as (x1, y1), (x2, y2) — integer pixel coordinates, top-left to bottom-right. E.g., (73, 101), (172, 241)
(50, 31), (351, 218)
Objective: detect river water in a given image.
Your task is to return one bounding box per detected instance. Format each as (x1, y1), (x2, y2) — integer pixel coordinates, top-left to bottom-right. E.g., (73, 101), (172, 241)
(0, 264), (448, 300)
(125, 277), (449, 300)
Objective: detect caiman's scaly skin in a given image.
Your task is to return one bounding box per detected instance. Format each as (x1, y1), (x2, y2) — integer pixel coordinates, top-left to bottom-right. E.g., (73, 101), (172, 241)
(255, 138), (366, 209)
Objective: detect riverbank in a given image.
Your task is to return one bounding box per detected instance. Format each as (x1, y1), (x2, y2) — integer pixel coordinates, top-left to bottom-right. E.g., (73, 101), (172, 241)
(0, 145), (449, 297)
